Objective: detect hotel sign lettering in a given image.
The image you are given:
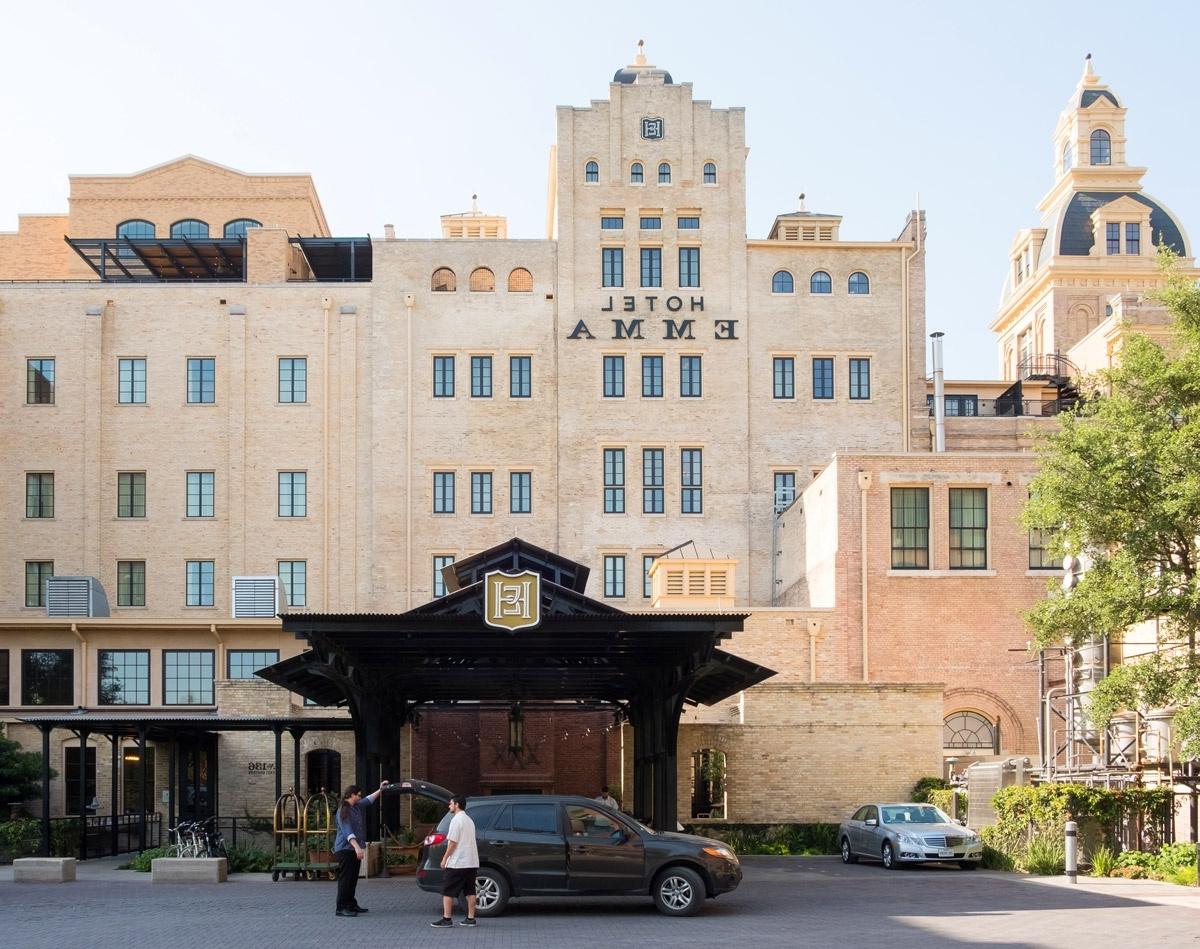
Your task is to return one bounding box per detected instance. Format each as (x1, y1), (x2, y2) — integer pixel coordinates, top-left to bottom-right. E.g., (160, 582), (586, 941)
(484, 570), (542, 633)
(567, 298), (738, 341)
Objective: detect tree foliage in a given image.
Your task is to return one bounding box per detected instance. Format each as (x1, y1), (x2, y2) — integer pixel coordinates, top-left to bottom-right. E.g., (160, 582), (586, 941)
(0, 736), (50, 807)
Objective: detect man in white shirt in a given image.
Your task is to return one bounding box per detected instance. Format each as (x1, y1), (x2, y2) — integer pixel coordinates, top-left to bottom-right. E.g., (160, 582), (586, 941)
(431, 794), (479, 928)
(594, 786), (617, 808)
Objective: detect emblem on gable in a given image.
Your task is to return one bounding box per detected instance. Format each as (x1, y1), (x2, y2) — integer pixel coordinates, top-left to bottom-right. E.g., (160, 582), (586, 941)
(484, 570), (541, 632)
(641, 117), (665, 140)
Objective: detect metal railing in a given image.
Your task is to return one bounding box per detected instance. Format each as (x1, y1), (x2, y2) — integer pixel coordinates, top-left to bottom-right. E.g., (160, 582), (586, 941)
(1018, 354), (1079, 380)
(927, 398), (1070, 418)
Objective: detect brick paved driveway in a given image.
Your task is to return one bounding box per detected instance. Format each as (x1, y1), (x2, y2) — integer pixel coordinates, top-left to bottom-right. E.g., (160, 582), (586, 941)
(2, 856), (1197, 949)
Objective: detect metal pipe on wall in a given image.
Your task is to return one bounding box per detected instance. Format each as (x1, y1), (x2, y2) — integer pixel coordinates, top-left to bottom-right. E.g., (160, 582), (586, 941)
(931, 332), (946, 452)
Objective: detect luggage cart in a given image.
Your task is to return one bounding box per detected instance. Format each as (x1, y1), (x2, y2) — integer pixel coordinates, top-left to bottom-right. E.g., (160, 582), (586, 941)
(302, 791), (339, 881)
(270, 791), (304, 882)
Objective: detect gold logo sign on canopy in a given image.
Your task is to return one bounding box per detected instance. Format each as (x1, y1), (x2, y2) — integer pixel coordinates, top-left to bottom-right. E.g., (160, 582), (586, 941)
(484, 570), (541, 632)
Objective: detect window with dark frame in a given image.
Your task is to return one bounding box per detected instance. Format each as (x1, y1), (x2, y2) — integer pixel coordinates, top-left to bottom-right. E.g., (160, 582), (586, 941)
(639, 216), (662, 229)
(1090, 129), (1111, 165)
(658, 163), (671, 184)
(118, 472), (146, 518)
(640, 247), (662, 287)
(25, 561), (53, 608)
(680, 355), (702, 397)
(810, 271), (832, 294)
(602, 247), (624, 287)
(279, 561), (306, 607)
(604, 448), (625, 513)
(186, 560), (215, 606)
(1029, 527), (1059, 570)
(187, 471), (214, 517)
(601, 216), (624, 230)
(773, 357), (795, 399)
(774, 472), (797, 513)
(681, 448), (703, 513)
(227, 649), (280, 680)
(224, 219), (261, 238)
(471, 472), (493, 514)
(1125, 223), (1140, 255)
(603, 355), (625, 397)
(186, 358), (215, 404)
(849, 358), (871, 400)
(643, 448), (664, 513)
(98, 649), (150, 704)
(119, 358), (147, 404)
(64, 746), (96, 815)
(677, 216), (700, 229)
(278, 471), (306, 517)
(949, 488), (988, 569)
(510, 471), (531, 514)
(604, 555), (626, 597)
(433, 355), (455, 397)
(848, 272), (870, 294)
(163, 649), (214, 704)
(890, 487), (929, 569)
(27, 358), (54, 404)
(679, 247), (700, 287)
(585, 160), (599, 182)
(643, 554), (657, 598)
(1106, 222), (1121, 255)
(22, 649), (73, 705)
(812, 358), (834, 399)
(117, 561), (146, 607)
(171, 219), (209, 239)
(703, 162), (717, 184)
(510, 356), (531, 398)
(434, 472), (455, 514)
(26, 473), (54, 518)
(630, 163), (643, 184)
(471, 356), (493, 398)
(642, 355), (663, 397)
(0, 650), (8, 705)
(432, 555), (455, 598)
(772, 271), (794, 293)
(279, 357), (307, 403)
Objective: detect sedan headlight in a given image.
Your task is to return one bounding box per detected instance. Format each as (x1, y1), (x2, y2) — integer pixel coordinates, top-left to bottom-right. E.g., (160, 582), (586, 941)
(898, 833), (923, 847)
(702, 846), (738, 863)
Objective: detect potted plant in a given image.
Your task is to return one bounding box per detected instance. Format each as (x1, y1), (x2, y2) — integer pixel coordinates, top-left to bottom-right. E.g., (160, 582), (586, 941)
(382, 825), (421, 875)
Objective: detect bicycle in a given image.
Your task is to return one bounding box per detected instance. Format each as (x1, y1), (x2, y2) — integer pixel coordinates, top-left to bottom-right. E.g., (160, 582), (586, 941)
(166, 820), (203, 858)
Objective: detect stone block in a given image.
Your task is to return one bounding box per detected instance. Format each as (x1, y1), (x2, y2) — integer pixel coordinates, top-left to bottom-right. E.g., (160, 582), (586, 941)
(13, 858), (76, 882)
(151, 857), (228, 883)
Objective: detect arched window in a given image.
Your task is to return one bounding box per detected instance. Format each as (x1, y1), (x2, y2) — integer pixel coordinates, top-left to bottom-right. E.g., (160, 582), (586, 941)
(658, 162), (671, 184)
(848, 271), (870, 294)
(703, 162), (717, 184)
(431, 267), (457, 292)
(116, 219), (154, 258)
(469, 267), (495, 292)
(507, 268), (533, 292)
(690, 748), (727, 820)
(223, 218), (261, 238)
(771, 270), (794, 293)
(943, 711), (996, 751)
(585, 160), (599, 183)
(170, 219), (209, 239)
(630, 162), (644, 184)
(305, 749), (342, 796)
(1061, 141), (1073, 175)
(810, 270), (832, 294)
(1090, 129), (1111, 166)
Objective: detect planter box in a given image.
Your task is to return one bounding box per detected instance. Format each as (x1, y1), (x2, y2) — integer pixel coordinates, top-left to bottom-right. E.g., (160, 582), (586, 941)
(151, 857), (227, 884)
(13, 857), (76, 883)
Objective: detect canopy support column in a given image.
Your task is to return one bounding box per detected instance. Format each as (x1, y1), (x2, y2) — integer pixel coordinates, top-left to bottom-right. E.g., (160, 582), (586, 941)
(350, 691), (406, 839)
(137, 726), (148, 852)
(109, 734), (119, 857)
(77, 728), (91, 862)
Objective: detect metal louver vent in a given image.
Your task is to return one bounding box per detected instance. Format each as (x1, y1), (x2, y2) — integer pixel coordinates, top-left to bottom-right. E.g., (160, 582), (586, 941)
(45, 576), (109, 617)
(232, 576), (278, 618)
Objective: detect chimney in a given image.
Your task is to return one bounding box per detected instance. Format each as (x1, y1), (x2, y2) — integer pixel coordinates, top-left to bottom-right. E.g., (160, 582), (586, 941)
(383, 224), (395, 240)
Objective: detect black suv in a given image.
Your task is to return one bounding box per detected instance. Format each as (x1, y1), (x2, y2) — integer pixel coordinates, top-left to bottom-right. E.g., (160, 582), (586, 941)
(388, 779), (741, 917)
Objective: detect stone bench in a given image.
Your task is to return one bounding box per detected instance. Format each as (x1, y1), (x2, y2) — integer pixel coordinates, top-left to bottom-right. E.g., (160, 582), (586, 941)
(13, 857), (76, 883)
(151, 857), (227, 883)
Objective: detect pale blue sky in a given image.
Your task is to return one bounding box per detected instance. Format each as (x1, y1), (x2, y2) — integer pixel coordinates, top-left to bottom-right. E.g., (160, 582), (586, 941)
(2, 1), (1195, 378)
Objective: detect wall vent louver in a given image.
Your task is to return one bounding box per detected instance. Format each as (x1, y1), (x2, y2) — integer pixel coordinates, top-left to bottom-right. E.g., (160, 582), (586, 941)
(232, 576), (278, 618)
(45, 576), (109, 617)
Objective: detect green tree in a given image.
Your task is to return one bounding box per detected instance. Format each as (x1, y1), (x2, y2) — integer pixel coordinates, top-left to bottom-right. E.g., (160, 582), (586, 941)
(0, 735), (51, 807)
(1023, 248), (1200, 758)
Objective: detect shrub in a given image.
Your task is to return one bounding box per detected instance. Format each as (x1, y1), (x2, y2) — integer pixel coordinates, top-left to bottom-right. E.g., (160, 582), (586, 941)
(1165, 864), (1198, 887)
(681, 823), (841, 856)
(912, 777), (949, 803)
(1088, 844), (1116, 878)
(1024, 834), (1066, 875)
(0, 818), (40, 862)
(125, 846), (172, 872)
(225, 844), (272, 873)
(980, 844), (1014, 871)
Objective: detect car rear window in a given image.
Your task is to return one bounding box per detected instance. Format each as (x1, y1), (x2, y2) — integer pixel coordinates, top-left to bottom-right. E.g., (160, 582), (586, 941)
(511, 803), (559, 835)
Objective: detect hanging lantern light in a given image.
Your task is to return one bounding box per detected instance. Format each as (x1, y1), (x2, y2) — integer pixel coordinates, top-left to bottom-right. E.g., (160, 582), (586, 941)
(507, 703), (525, 754)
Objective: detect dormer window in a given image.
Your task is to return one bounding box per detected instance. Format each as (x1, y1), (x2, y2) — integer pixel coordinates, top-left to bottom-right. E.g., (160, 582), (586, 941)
(1105, 222), (1142, 256)
(1090, 129), (1111, 165)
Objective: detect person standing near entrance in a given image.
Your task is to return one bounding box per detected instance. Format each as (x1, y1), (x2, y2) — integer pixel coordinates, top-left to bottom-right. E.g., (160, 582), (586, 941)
(594, 785), (617, 808)
(333, 779), (387, 918)
(431, 794), (479, 928)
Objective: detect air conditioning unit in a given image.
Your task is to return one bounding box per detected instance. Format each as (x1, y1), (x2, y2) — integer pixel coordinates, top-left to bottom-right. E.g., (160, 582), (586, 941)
(45, 576), (109, 617)
(231, 576), (278, 618)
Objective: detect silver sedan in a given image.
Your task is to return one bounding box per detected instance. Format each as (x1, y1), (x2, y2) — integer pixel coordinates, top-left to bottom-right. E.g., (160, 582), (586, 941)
(838, 803), (983, 869)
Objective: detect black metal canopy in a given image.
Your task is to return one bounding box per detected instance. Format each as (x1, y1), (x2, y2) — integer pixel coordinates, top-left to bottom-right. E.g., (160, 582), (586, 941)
(290, 237), (372, 281)
(66, 236), (246, 281)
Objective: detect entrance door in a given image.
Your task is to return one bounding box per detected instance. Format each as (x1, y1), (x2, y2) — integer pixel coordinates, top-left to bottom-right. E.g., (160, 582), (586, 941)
(564, 804), (644, 892)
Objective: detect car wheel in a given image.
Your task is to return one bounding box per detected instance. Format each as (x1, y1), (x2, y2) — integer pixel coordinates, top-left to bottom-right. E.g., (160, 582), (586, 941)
(840, 837), (858, 864)
(474, 867), (510, 917)
(653, 866), (706, 917)
(881, 841), (897, 870)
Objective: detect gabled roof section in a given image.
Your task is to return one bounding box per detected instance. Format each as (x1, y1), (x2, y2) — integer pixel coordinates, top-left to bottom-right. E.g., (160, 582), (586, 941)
(443, 537), (591, 594)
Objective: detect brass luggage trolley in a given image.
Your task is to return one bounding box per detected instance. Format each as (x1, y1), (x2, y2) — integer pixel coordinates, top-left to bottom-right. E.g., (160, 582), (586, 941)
(302, 790), (339, 881)
(270, 790), (304, 882)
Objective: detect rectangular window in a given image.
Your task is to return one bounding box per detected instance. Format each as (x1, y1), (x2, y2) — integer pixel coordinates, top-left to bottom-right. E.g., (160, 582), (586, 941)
(278, 357), (307, 403)
(602, 247), (624, 287)
(470, 356), (493, 398)
(890, 487), (930, 569)
(603, 355), (625, 397)
(681, 448), (703, 513)
(186, 357), (215, 404)
(639, 216), (661, 229)
(643, 554), (657, 598)
(949, 487), (988, 569)
(604, 555), (626, 598)
(603, 448), (625, 513)
(186, 471), (214, 518)
(927, 394), (980, 417)
(471, 472), (493, 514)
(677, 216), (700, 229)
(98, 649), (149, 705)
(434, 472), (455, 513)
(27, 358), (54, 404)
(163, 650), (214, 705)
(26, 473), (54, 518)
(849, 358), (871, 400)
(510, 471), (531, 514)
(433, 355), (455, 398)
(25, 561), (53, 608)
(432, 555), (455, 597)
(64, 746), (96, 815)
(278, 471), (307, 517)
(1125, 222), (1140, 255)
(679, 247), (700, 287)
(118, 358), (147, 404)
(227, 649), (280, 681)
(278, 561), (306, 607)
(185, 560), (215, 607)
(509, 356), (531, 398)
(1106, 222), (1121, 255)
(1029, 528), (1059, 570)
(21, 649), (73, 705)
(641, 355), (663, 397)
(640, 247), (662, 287)
(680, 355), (702, 397)
(117, 561), (146, 607)
(600, 216), (624, 230)
(117, 472), (146, 518)
(774, 472), (797, 513)
(0, 650), (8, 705)
(643, 448), (664, 513)
(812, 357), (834, 400)
(773, 357), (795, 399)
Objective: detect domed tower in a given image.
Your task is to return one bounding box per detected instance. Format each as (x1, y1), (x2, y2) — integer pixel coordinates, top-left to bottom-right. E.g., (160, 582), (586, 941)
(991, 56), (1195, 380)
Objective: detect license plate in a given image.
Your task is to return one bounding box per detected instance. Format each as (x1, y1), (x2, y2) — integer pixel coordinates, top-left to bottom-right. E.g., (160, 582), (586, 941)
(938, 848), (954, 857)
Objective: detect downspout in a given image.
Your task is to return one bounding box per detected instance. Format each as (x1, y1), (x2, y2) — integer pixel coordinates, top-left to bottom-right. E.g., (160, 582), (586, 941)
(210, 624), (223, 684)
(931, 331), (946, 452)
(322, 296), (332, 609)
(857, 472), (873, 682)
(405, 293), (415, 609)
(71, 623), (86, 705)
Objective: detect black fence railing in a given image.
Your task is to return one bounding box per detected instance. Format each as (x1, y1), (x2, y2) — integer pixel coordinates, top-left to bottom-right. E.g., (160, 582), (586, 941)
(928, 398), (1070, 418)
(1018, 354), (1079, 380)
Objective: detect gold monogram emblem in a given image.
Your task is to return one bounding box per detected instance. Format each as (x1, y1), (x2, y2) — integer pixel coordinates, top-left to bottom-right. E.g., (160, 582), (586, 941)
(484, 570), (541, 632)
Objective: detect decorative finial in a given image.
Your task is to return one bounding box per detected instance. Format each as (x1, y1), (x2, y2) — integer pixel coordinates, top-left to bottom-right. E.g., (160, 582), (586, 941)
(1083, 52), (1095, 81)
(799, 193), (806, 212)
(635, 39), (647, 66)
(471, 193), (478, 213)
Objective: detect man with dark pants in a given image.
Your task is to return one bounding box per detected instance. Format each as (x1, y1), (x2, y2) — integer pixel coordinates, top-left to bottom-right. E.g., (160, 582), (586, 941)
(431, 794), (478, 928)
(332, 780), (387, 917)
